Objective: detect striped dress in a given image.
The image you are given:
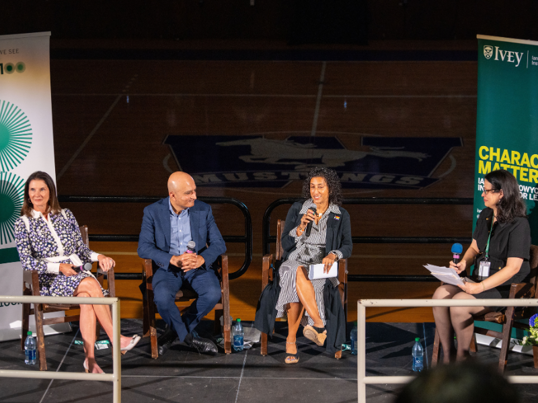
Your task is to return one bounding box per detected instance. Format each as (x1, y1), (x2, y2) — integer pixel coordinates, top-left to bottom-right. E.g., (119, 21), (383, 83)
(275, 200), (343, 326)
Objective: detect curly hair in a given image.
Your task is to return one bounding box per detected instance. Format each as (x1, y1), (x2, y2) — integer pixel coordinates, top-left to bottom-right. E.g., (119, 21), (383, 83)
(484, 169), (527, 224)
(301, 167), (343, 206)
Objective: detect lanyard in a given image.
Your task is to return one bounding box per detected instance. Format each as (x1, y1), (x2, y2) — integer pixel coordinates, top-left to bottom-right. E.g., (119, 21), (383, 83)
(484, 217), (494, 260)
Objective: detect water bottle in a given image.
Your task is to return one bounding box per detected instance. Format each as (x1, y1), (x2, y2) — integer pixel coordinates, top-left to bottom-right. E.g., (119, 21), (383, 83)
(232, 318), (244, 352)
(412, 337), (424, 372)
(350, 321), (357, 355)
(24, 331), (37, 365)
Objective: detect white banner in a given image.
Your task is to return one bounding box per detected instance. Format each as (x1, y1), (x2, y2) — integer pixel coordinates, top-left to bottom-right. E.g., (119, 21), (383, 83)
(0, 32), (69, 341)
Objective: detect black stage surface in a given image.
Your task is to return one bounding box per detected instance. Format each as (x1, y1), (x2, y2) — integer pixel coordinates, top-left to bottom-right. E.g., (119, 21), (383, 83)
(1, 320), (537, 403)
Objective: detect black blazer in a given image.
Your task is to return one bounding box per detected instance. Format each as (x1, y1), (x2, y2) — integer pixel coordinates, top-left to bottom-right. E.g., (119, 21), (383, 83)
(281, 201), (353, 261)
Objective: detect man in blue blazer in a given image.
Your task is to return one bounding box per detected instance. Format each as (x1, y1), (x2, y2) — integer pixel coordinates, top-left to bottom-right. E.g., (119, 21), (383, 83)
(138, 171), (226, 354)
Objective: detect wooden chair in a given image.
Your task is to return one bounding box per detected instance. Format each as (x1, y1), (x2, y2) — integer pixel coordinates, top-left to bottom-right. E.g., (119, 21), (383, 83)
(142, 255), (231, 358)
(432, 245), (538, 372)
(21, 225), (115, 371)
(260, 219), (348, 356)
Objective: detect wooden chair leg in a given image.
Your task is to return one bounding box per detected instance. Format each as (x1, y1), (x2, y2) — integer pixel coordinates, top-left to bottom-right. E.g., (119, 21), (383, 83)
(21, 303), (30, 351)
(142, 292), (150, 338)
(261, 333), (268, 356)
(432, 329), (440, 367)
(34, 303), (47, 371)
(498, 306), (515, 373)
(470, 332), (478, 353)
(147, 290), (158, 359)
(220, 255), (231, 354)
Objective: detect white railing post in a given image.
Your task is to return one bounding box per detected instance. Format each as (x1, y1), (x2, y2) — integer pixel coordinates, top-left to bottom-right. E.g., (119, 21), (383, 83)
(0, 295), (121, 402)
(357, 298), (538, 403)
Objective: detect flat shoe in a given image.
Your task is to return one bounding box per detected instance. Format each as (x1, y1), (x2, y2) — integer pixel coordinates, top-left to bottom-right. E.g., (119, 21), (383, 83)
(121, 334), (141, 355)
(303, 325), (327, 347)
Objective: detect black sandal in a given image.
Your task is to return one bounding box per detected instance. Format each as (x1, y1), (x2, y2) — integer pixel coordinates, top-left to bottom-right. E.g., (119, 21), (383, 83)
(285, 342), (299, 364)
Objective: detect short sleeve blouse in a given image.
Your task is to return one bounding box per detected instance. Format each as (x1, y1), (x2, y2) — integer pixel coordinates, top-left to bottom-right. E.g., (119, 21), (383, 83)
(472, 207), (531, 284)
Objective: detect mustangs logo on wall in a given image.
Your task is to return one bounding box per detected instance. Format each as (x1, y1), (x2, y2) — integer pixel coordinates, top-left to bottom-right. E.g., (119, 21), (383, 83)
(164, 135), (462, 189)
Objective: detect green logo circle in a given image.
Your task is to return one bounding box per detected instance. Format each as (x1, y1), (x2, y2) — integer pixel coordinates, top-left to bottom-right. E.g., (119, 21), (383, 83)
(4, 63), (14, 74)
(0, 100), (33, 171)
(0, 172), (24, 245)
(16, 62), (25, 73)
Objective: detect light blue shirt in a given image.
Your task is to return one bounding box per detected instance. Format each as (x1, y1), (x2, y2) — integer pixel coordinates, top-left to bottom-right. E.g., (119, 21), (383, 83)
(169, 199), (192, 255)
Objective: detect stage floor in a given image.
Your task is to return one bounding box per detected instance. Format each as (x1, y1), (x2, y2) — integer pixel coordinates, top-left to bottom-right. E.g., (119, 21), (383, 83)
(2, 320), (537, 403)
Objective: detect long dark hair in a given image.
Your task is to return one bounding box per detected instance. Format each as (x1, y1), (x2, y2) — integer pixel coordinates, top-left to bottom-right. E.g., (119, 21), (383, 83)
(301, 167), (343, 206)
(484, 169), (526, 223)
(21, 171), (62, 217)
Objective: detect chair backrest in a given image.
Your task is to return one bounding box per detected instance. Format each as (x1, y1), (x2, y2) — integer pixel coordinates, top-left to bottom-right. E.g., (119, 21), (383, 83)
(529, 245), (538, 298)
(276, 220), (285, 261)
(79, 225), (89, 247)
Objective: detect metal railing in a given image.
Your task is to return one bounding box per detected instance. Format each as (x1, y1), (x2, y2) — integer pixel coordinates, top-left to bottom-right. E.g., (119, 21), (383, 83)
(356, 298), (538, 403)
(58, 196), (252, 280)
(0, 295), (121, 403)
(262, 197), (474, 282)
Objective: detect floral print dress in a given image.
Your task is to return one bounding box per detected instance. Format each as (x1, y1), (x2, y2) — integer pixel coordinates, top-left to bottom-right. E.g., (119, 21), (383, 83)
(14, 209), (105, 297)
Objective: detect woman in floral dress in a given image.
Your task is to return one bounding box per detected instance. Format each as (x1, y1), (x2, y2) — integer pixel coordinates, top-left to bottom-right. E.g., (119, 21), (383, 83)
(14, 171), (140, 373)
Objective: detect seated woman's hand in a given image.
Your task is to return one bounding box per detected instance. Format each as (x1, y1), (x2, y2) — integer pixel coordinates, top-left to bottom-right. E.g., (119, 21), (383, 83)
(59, 263), (78, 276)
(97, 255), (115, 272)
(449, 259), (466, 274)
(322, 253), (337, 273)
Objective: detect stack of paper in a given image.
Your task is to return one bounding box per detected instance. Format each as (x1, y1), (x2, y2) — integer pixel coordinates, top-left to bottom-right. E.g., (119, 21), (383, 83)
(308, 262), (338, 280)
(423, 264), (465, 286)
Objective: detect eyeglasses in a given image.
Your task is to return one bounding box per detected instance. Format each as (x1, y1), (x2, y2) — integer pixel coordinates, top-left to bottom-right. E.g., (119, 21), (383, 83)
(482, 188), (499, 195)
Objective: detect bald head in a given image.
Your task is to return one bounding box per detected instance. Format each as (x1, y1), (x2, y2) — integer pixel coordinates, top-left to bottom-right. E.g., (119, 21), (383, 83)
(168, 171), (197, 213)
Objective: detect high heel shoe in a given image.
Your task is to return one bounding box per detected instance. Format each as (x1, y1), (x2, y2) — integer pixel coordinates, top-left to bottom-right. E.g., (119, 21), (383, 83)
(303, 325), (327, 346)
(83, 359), (104, 374)
(285, 342), (299, 364)
(120, 334), (141, 355)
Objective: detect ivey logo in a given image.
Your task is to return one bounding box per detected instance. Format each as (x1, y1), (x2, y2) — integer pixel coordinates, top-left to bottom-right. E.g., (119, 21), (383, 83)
(0, 62), (26, 75)
(483, 45), (524, 67)
(164, 135), (462, 189)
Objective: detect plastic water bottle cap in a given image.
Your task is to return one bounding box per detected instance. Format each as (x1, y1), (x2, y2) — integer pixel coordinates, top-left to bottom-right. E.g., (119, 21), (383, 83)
(237, 318), (241, 322)
(27, 331), (32, 336)
(415, 337), (420, 342)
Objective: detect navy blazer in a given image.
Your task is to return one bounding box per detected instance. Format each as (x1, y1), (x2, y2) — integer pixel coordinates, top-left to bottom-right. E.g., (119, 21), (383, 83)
(137, 198), (226, 270)
(281, 202), (353, 261)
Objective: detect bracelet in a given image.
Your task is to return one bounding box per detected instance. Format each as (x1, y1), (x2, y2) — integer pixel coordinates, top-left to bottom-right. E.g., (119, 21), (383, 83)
(481, 281), (486, 291)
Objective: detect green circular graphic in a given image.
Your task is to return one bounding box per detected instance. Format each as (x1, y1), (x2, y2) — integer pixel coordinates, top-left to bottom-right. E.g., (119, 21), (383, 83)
(16, 62), (26, 73)
(4, 63), (14, 74)
(0, 100), (32, 171)
(0, 172), (24, 245)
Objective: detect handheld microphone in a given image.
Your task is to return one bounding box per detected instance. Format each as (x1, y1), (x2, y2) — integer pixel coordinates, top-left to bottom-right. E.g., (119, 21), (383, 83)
(451, 243), (463, 264)
(305, 207), (317, 237)
(186, 241), (196, 254)
(74, 262), (93, 273)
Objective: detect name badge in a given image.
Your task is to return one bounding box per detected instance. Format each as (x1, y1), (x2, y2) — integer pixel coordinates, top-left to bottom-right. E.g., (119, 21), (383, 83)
(478, 260), (491, 278)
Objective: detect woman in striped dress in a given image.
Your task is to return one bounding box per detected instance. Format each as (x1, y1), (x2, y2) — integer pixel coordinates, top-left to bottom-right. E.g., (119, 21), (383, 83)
(275, 167), (352, 364)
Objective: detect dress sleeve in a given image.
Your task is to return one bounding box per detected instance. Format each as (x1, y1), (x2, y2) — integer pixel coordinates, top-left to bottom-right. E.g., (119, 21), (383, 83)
(14, 218), (49, 274)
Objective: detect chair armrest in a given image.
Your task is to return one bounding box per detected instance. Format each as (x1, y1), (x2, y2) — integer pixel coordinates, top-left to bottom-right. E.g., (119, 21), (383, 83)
(509, 282), (532, 299)
(31, 271), (41, 296)
(262, 254), (273, 290)
(143, 259), (154, 291)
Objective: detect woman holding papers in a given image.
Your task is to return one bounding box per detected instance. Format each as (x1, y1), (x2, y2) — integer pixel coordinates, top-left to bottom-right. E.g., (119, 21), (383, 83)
(432, 169), (530, 363)
(14, 171), (140, 374)
(255, 167), (352, 364)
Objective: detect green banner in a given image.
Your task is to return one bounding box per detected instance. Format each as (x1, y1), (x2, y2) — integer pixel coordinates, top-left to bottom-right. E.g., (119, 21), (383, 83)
(475, 35), (538, 336)
(475, 35), (538, 241)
